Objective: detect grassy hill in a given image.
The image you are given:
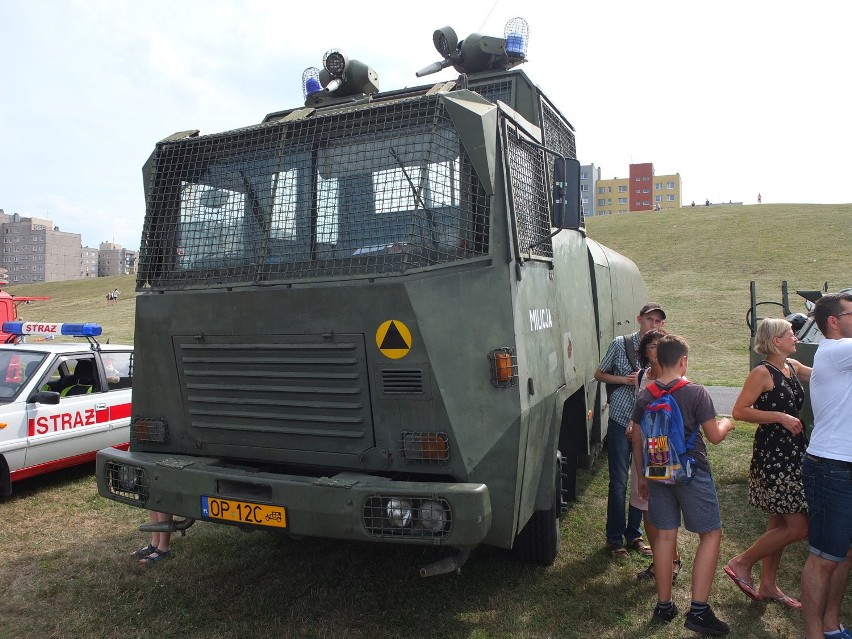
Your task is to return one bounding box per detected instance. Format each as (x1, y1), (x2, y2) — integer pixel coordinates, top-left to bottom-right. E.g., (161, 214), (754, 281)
(6, 203), (850, 384)
(586, 203), (851, 384)
(8, 273), (138, 344)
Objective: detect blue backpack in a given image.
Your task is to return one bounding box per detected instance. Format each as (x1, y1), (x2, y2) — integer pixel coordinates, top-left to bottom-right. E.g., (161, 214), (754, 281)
(640, 378), (698, 484)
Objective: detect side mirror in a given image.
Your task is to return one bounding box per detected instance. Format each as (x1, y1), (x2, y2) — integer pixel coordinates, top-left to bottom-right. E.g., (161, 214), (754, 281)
(29, 391), (60, 405)
(552, 157), (581, 230)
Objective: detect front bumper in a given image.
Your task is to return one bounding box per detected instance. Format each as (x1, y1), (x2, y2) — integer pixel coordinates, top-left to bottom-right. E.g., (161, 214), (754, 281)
(96, 449), (492, 547)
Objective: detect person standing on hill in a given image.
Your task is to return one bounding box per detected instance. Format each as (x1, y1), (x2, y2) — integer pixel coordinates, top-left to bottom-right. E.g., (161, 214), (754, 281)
(594, 303), (666, 558)
(800, 292), (852, 639)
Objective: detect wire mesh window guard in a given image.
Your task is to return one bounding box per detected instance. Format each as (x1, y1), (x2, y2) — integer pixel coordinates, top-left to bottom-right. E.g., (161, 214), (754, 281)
(138, 95), (490, 290)
(505, 125), (552, 259)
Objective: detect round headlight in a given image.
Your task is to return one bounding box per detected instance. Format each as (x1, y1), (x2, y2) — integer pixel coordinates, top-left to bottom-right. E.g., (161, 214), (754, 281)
(386, 498), (412, 528)
(118, 465), (137, 491)
(418, 499), (447, 532)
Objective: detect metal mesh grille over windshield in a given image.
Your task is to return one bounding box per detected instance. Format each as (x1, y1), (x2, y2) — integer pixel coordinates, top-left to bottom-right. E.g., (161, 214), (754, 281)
(137, 96), (490, 290)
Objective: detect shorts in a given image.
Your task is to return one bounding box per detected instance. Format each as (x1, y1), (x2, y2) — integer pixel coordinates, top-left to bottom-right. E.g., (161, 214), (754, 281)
(802, 454), (852, 562)
(646, 468), (721, 533)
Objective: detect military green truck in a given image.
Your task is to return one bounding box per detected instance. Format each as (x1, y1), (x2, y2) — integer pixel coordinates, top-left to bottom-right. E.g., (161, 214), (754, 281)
(97, 21), (647, 575)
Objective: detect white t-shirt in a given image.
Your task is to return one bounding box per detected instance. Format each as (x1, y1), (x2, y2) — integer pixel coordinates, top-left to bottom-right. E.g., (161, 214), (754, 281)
(807, 338), (852, 462)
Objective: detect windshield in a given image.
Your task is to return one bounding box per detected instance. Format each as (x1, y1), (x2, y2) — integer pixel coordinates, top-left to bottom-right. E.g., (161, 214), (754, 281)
(0, 351), (47, 403)
(139, 97), (490, 289)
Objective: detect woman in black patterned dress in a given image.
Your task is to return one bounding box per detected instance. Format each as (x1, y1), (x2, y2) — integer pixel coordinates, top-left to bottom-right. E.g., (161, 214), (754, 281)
(724, 318), (812, 609)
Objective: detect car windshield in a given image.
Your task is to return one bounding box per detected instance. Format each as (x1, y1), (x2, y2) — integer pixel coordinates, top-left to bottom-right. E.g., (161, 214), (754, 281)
(0, 350), (47, 403)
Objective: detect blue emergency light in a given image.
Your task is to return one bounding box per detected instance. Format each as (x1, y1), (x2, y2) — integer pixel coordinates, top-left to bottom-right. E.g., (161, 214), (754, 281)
(2, 322), (103, 337)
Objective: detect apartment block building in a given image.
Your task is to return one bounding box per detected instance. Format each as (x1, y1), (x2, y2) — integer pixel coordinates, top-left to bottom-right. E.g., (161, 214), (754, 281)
(580, 164), (600, 217)
(580, 163), (682, 215)
(98, 242), (138, 277)
(0, 210), (138, 284)
(595, 163), (682, 215)
(82, 247), (99, 277)
(0, 212), (84, 284)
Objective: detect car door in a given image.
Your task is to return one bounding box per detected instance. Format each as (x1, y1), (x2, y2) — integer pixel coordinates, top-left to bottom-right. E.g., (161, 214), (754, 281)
(100, 350), (133, 443)
(0, 350), (47, 478)
(24, 354), (111, 469)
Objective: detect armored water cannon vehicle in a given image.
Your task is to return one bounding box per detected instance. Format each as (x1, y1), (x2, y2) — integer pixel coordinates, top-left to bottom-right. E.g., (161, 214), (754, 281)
(97, 19), (647, 576)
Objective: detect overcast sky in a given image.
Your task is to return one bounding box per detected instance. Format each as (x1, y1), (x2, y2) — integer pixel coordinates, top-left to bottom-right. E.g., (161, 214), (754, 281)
(1, 0), (849, 250)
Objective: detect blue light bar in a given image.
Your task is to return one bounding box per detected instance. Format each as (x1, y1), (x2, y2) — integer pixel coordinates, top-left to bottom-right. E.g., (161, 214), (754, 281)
(2, 322), (103, 337)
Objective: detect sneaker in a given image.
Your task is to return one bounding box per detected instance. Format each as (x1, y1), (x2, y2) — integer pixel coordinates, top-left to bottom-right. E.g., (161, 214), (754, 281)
(684, 605), (730, 636)
(824, 625), (852, 639)
(652, 602), (679, 624)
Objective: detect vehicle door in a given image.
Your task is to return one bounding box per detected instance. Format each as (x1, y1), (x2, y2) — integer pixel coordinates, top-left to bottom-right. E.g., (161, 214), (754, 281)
(24, 354), (111, 468)
(99, 350), (133, 443)
(0, 350), (48, 476)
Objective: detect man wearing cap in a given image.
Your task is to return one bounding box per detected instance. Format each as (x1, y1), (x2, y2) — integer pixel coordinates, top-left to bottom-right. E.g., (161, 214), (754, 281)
(594, 302), (667, 557)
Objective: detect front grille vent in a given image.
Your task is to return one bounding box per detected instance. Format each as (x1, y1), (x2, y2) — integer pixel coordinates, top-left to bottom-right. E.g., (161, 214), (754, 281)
(381, 369), (424, 395)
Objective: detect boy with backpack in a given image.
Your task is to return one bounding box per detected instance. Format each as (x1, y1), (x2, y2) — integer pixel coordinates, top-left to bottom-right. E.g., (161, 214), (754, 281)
(629, 334), (735, 636)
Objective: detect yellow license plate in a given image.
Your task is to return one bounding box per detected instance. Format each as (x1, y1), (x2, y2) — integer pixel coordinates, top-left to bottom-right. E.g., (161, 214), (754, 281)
(201, 496), (287, 528)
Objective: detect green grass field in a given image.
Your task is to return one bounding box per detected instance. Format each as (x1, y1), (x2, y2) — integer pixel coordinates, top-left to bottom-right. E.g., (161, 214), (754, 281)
(1, 203), (850, 638)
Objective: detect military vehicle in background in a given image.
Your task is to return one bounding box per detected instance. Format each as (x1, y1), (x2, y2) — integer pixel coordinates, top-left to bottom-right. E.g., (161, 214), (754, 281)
(747, 280), (850, 431)
(97, 19), (648, 575)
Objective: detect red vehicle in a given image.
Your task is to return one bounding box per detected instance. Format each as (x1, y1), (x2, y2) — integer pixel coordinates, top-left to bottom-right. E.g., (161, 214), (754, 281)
(0, 291), (51, 344)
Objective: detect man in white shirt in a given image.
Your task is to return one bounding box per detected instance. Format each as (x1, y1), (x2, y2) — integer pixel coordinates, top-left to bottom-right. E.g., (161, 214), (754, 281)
(801, 292), (852, 639)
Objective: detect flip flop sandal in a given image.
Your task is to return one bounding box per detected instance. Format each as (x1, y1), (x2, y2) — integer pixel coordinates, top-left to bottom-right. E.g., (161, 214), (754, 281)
(607, 542), (629, 557)
(637, 563), (655, 580)
(628, 538), (654, 557)
(762, 594), (802, 610)
(140, 549), (173, 564)
(638, 559), (682, 584)
(723, 565), (761, 601)
(131, 544), (157, 558)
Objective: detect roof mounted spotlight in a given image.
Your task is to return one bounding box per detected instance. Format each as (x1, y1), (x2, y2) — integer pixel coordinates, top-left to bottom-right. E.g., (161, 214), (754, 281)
(417, 27), (459, 77)
(434, 27), (459, 58)
(304, 48), (379, 106)
(322, 48), (349, 92)
(415, 19), (529, 78)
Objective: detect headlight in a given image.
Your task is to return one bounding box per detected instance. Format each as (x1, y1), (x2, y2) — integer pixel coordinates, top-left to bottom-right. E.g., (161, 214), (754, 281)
(105, 461), (149, 504)
(364, 496), (452, 538)
(118, 464), (138, 491)
(418, 500), (447, 532)
(386, 498), (412, 527)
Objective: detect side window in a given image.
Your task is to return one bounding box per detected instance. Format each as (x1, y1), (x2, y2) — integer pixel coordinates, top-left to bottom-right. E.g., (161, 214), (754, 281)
(43, 360), (70, 392)
(103, 352), (133, 391)
(42, 357), (101, 397)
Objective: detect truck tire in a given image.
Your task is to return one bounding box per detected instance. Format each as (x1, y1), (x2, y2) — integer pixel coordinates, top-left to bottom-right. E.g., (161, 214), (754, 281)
(513, 452), (563, 566)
